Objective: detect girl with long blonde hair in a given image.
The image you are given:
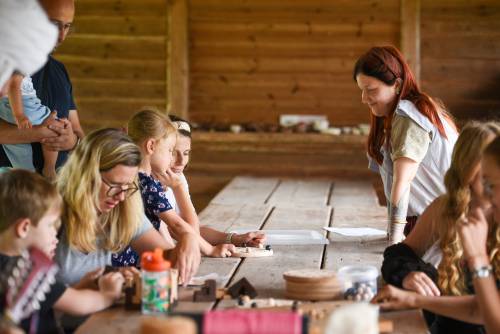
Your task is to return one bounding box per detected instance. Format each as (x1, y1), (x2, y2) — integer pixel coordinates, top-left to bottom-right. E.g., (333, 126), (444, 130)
(55, 128), (200, 286)
(113, 109), (247, 268)
(379, 121), (500, 334)
(458, 136), (500, 334)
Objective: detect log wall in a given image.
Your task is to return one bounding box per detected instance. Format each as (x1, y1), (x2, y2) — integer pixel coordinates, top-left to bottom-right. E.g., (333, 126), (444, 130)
(421, 0), (500, 120)
(56, 0), (168, 130)
(188, 0), (400, 126)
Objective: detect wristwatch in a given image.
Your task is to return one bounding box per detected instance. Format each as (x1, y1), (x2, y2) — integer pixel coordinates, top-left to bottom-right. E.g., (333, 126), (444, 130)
(471, 265), (493, 279)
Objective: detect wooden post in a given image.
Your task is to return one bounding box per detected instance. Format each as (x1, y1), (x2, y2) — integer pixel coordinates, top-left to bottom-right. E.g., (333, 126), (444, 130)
(167, 0), (189, 118)
(400, 0), (421, 84)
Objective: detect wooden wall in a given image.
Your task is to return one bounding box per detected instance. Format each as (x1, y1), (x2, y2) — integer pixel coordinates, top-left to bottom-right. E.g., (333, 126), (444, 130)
(188, 0), (400, 126)
(420, 0), (500, 120)
(56, 0), (168, 130)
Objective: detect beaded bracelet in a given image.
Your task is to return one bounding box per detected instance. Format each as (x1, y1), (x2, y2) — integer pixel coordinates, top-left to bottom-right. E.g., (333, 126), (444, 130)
(225, 232), (235, 244)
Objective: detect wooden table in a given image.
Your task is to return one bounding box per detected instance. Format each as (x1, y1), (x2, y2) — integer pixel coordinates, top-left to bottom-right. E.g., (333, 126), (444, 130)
(76, 177), (428, 334)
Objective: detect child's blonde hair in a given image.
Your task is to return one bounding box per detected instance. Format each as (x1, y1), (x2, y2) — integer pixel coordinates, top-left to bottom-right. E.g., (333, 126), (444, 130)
(0, 169), (62, 232)
(437, 121), (500, 296)
(127, 109), (177, 145)
(57, 128), (144, 253)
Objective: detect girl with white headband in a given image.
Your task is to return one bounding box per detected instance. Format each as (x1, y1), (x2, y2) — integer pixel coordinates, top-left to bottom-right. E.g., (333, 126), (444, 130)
(167, 114), (266, 249)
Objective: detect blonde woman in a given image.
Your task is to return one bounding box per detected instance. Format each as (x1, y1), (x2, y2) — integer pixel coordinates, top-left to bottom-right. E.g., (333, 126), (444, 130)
(458, 137), (500, 334)
(55, 128), (200, 286)
(378, 122), (500, 334)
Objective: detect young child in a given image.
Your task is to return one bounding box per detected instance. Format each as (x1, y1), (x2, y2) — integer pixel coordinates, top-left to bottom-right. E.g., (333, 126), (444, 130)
(0, 74), (59, 179)
(168, 114), (266, 247)
(0, 169), (125, 334)
(112, 109), (239, 268)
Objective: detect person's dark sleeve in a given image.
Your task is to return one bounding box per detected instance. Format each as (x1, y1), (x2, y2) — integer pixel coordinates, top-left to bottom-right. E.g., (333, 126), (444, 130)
(381, 243), (438, 287)
(61, 64), (76, 110)
(39, 277), (67, 312)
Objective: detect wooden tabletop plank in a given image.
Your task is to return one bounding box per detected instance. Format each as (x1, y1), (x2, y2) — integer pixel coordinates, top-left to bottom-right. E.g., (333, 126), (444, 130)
(264, 205), (332, 232)
(266, 179), (333, 207)
(330, 180), (380, 207)
(209, 176), (279, 205)
(380, 310), (429, 334)
(199, 202), (272, 232)
(218, 204), (331, 302)
(324, 181), (387, 271)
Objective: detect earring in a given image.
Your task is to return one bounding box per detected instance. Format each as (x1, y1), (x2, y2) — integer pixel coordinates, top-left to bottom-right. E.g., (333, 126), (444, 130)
(396, 88), (400, 95)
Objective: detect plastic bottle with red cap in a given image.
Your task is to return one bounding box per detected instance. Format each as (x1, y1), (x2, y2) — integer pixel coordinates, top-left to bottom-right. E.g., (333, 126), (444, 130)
(141, 248), (171, 315)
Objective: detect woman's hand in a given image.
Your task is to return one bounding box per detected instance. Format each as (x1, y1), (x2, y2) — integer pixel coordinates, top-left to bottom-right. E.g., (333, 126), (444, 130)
(116, 266), (140, 282)
(371, 284), (419, 310)
(98, 272), (125, 300)
(72, 267), (104, 290)
(232, 231), (266, 247)
(152, 168), (182, 189)
(209, 244), (236, 258)
(402, 271), (441, 296)
(458, 207), (490, 268)
(169, 232), (200, 286)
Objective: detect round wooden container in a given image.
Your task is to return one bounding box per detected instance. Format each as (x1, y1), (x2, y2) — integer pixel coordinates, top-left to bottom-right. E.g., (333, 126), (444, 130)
(283, 269), (342, 301)
(140, 316), (197, 334)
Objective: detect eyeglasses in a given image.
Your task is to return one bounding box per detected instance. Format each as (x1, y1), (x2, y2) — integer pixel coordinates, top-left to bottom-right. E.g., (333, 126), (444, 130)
(50, 19), (74, 33)
(483, 180), (493, 197)
(101, 177), (139, 198)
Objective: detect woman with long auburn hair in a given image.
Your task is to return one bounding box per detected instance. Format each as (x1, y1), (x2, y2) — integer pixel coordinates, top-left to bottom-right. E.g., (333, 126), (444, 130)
(354, 46), (458, 244)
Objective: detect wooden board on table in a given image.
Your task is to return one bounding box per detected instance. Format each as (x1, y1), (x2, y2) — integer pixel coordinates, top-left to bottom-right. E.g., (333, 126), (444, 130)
(219, 204), (331, 301)
(209, 176), (279, 205)
(324, 181), (387, 272)
(266, 179), (333, 207)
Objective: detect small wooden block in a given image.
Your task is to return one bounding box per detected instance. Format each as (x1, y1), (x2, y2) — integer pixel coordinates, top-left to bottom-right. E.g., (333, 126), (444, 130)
(231, 247), (273, 258)
(227, 277), (258, 299)
(124, 272), (141, 310)
(193, 279), (217, 302)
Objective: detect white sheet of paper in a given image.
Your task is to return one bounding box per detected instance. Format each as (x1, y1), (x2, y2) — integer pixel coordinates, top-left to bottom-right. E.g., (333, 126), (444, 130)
(230, 229), (329, 245)
(323, 227), (386, 237)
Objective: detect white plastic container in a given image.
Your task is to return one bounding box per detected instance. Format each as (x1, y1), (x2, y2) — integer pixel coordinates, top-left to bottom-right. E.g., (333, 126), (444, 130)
(338, 265), (378, 302)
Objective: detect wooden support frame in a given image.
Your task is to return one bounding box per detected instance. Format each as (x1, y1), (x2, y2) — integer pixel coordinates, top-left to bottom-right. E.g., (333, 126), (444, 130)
(167, 0), (189, 118)
(400, 0), (421, 84)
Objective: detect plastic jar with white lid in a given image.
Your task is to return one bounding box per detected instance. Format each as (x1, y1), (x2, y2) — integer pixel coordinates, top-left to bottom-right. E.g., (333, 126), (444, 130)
(338, 265), (378, 302)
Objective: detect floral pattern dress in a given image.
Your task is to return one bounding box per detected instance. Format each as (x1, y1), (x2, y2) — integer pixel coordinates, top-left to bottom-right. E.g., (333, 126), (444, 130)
(111, 172), (172, 267)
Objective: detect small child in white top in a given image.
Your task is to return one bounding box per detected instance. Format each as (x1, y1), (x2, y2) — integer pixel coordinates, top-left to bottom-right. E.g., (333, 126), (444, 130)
(0, 73), (57, 179)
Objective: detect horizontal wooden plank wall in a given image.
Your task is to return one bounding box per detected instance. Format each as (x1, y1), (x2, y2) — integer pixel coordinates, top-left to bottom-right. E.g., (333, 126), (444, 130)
(184, 132), (386, 212)
(56, 0), (168, 130)
(420, 0), (500, 121)
(188, 0), (400, 126)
